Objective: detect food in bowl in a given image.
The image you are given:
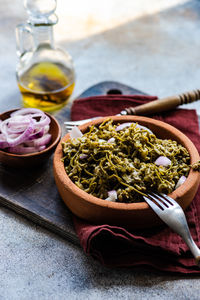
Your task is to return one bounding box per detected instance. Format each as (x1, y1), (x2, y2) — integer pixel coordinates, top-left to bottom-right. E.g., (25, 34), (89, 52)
(53, 116), (200, 228)
(62, 119), (191, 203)
(0, 108), (52, 154)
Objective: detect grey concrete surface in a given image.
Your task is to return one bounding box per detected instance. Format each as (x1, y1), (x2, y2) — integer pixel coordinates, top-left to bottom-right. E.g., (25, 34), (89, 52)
(0, 0), (200, 299)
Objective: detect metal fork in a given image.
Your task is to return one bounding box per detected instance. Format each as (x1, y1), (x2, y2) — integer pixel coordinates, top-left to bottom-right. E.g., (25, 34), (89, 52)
(64, 116), (102, 131)
(64, 110), (127, 131)
(143, 193), (200, 266)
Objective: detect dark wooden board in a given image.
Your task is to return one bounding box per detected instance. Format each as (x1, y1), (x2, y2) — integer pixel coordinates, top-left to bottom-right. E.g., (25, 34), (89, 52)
(0, 81), (145, 246)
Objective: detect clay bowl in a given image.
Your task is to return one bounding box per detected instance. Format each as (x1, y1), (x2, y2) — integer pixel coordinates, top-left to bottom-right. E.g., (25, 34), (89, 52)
(0, 109), (61, 168)
(53, 115), (200, 229)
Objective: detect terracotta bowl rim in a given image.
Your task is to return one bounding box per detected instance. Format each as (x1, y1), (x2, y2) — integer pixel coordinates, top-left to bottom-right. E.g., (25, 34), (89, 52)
(0, 108), (61, 158)
(53, 115), (200, 211)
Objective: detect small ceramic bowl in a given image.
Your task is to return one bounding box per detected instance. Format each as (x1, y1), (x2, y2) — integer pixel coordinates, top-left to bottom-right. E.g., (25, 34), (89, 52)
(0, 109), (61, 168)
(53, 116), (200, 228)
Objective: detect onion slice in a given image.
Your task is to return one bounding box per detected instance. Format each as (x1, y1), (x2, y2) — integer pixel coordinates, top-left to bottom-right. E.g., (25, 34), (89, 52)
(0, 108), (52, 154)
(33, 133), (51, 148)
(32, 113), (51, 127)
(175, 176), (186, 189)
(105, 190), (118, 201)
(0, 116), (30, 135)
(154, 156), (171, 167)
(28, 127), (45, 140)
(115, 122), (133, 131)
(11, 108), (50, 128)
(0, 134), (9, 149)
(3, 118), (35, 147)
(8, 144), (46, 154)
(11, 108), (45, 116)
(115, 122), (153, 134)
(70, 126), (83, 139)
(136, 124), (153, 134)
(108, 137), (115, 143)
(79, 154), (88, 159)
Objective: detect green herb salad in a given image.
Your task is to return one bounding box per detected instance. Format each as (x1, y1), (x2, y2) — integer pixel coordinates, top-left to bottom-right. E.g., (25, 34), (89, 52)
(62, 119), (191, 203)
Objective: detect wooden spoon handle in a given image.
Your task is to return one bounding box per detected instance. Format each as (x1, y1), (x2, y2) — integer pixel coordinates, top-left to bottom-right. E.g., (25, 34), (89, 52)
(124, 89), (200, 115)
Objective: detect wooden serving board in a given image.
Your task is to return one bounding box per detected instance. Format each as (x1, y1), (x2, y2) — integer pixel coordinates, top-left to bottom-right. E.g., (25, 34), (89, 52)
(0, 81), (145, 246)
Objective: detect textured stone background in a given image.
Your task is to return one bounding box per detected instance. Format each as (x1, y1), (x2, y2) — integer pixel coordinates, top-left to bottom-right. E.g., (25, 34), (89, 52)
(0, 0), (200, 299)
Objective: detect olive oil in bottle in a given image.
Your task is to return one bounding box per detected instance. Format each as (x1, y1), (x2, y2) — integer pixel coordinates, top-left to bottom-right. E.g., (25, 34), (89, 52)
(17, 62), (75, 112)
(16, 0), (75, 112)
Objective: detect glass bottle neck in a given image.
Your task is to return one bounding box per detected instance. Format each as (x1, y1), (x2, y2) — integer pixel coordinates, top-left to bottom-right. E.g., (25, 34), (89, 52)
(33, 25), (54, 49)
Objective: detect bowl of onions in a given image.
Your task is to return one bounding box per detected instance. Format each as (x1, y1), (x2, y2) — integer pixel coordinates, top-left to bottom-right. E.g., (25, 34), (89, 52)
(0, 108), (61, 168)
(53, 115), (200, 229)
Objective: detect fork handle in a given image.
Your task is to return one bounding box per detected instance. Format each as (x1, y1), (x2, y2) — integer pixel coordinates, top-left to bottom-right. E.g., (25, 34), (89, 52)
(124, 89), (200, 115)
(183, 234), (200, 267)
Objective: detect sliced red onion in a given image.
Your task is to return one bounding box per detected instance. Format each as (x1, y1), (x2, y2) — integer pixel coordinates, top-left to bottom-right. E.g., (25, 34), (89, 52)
(32, 114), (51, 127)
(0, 116), (30, 135)
(33, 133), (51, 148)
(0, 134), (9, 149)
(70, 126), (83, 139)
(11, 108), (50, 128)
(115, 122), (153, 134)
(24, 141), (34, 147)
(129, 162), (134, 168)
(7, 117), (30, 130)
(136, 124), (153, 134)
(108, 137), (115, 143)
(175, 176), (186, 189)
(8, 144), (47, 154)
(8, 145), (39, 154)
(115, 122), (133, 131)
(38, 145), (46, 151)
(79, 154), (88, 159)
(98, 139), (106, 143)
(44, 125), (50, 134)
(154, 156), (171, 167)
(0, 108), (52, 154)
(28, 127), (45, 140)
(105, 190), (118, 201)
(5, 119), (35, 147)
(6, 127), (26, 135)
(11, 108), (45, 117)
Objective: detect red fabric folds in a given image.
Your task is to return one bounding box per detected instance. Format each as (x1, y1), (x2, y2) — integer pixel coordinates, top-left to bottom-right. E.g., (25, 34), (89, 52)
(71, 94), (200, 274)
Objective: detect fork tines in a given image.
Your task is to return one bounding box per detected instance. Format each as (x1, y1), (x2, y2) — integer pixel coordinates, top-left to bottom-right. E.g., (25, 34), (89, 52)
(144, 193), (177, 211)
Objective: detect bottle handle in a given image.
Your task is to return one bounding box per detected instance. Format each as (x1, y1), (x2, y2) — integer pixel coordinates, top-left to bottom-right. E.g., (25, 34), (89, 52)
(16, 23), (34, 57)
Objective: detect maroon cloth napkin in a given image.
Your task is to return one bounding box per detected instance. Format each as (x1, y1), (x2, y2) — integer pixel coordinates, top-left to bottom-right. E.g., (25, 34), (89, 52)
(71, 95), (200, 274)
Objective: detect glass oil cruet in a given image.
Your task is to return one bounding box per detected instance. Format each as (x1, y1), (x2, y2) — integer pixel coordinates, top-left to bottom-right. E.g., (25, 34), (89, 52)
(16, 0), (75, 112)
